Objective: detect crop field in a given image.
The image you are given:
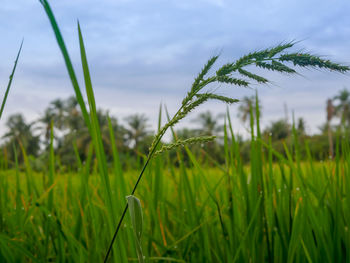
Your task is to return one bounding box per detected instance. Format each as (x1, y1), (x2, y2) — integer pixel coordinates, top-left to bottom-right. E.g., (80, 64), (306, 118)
(1, 129), (350, 262)
(1, 0), (350, 262)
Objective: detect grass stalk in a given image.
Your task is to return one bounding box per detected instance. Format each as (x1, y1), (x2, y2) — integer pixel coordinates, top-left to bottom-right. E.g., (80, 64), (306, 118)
(0, 40), (23, 120)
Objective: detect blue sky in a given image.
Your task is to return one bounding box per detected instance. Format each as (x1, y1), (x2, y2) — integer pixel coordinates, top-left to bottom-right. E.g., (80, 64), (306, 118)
(0, 0), (349, 136)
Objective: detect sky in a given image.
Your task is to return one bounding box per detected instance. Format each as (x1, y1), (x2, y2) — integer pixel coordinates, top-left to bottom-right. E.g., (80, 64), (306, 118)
(0, 0), (349, 138)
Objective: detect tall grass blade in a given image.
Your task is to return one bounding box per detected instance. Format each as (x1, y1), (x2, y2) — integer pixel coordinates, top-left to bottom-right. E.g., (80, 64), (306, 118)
(39, 0), (92, 131)
(0, 40), (23, 120)
(77, 22), (116, 220)
(108, 115), (126, 197)
(127, 195), (144, 263)
(44, 121), (55, 260)
(0, 234), (39, 263)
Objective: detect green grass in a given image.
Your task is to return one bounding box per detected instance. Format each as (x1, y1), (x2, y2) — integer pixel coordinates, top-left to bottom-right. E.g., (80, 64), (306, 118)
(0, 142), (349, 262)
(0, 40), (23, 120)
(1, 1), (349, 262)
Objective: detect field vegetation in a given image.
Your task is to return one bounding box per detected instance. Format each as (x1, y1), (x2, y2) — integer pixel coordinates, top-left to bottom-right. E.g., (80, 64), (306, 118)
(1, 0), (350, 262)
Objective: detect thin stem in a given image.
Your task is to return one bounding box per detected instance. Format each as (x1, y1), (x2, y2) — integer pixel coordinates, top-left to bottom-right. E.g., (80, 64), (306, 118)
(104, 55), (282, 262)
(103, 204), (128, 263)
(0, 40), (23, 120)
(104, 106), (184, 262)
(103, 142), (160, 263)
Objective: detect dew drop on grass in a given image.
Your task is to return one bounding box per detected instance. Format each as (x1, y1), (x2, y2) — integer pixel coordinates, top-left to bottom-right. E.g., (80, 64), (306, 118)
(296, 187), (300, 191)
(48, 214), (52, 217)
(278, 189), (281, 193)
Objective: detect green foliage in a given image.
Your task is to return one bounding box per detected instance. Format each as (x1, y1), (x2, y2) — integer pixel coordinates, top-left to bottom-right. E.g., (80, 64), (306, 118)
(127, 195), (144, 263)
(333, 88), (350, 128)
(1, 2), (349, 263)
(125, 114), (150, 151)
(2, 114), (40, 162)
(264, 119), (290, 141)
(1, 122), (350, 262)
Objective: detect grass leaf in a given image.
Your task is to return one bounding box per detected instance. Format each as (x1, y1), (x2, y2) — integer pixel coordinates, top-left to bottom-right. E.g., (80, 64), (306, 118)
(127, 195), (144, 263)
(0, 40), (23, 120)
(39, 0), (92, 131)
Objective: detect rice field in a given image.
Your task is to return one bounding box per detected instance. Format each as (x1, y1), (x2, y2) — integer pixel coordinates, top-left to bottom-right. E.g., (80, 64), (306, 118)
(1, 0), (350, 262)
(1, 127), (350, 262)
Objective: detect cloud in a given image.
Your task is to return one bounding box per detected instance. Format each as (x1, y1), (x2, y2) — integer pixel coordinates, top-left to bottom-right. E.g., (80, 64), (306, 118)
(0, 0), (349, 137)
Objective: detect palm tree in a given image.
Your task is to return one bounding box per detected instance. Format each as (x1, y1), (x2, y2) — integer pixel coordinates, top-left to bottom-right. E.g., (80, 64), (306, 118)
(333, 88), (350, 129)
(65, 96), (79, 113)
(195, 111), (222, 136)
(124, 114), (149, 151)
(38, 108), (55, 146)
(3, 113), (40, 160)
(237, 95), (262, 126)
(193, 111), (224, 160)
(50, 98), (65, 129)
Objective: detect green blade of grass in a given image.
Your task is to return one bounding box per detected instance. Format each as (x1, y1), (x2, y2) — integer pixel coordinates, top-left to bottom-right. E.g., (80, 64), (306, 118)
(44, 121), (55, 260)
(39, 0), (92, 132)
(13, 144), (22, 226)
(77, 22), (115, 221)
(19, 140), (39, 198)
(0, 234), (40, 263)
(127, 195), (144, 263)
(0, 40), (23, 120)
(232, 197), (262, 263)
(108, 115), (126, 198)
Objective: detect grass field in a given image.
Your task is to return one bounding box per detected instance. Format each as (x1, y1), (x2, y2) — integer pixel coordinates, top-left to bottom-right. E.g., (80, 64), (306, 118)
(1, 1), (349, 262)
(1, 125), (349, 262)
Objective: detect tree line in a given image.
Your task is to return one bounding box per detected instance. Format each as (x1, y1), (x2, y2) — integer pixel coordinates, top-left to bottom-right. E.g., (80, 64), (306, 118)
(1, 88), (349, 171)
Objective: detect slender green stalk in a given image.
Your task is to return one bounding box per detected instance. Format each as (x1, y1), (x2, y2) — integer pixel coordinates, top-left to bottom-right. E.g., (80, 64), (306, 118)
(77, 22), (116, 220)
(0, 40), (23, 120)
(39, 0), (92, 132)
(103, 136), (164, 263)
(104, 43), (349, 261)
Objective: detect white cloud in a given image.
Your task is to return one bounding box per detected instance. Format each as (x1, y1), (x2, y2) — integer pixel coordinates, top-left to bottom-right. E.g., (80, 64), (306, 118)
(0, 0), (349, 138)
